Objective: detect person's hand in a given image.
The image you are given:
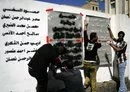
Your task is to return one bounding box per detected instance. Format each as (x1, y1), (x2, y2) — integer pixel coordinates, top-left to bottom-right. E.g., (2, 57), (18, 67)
(97, 40), (101, 43)
(107, 18), (111, 30)
(84, 17), (88, 31)
(107, 25), (111, 30)
(84, 17), (88, 27)
(106, 40), (112, 45)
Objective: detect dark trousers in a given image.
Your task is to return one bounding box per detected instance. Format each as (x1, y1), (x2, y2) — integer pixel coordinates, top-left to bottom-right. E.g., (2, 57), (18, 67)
(28, 67), (48, 92)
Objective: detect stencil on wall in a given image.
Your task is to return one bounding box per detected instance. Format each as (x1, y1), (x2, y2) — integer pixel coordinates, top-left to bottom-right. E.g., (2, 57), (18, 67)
(48, 11), (83, 66)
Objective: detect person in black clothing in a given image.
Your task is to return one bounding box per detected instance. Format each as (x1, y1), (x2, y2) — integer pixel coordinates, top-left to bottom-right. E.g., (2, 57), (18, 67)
(55, 61), (85, 92)
(83, 17), (101, 92)
(28, 43), (67, 92)
(47, 64), (66, 92)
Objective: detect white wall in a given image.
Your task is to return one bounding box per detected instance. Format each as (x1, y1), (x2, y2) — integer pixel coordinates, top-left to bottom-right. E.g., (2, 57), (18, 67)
(0, 0), (130, 92)
(128, 20), (130, 80)
(0, 1), (48, 92)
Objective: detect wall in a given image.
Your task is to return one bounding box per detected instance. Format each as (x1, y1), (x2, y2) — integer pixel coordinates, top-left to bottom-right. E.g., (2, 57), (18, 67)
(128, 19), (130, 80)
(0, 0), (130, 92)
(0, 0), (47, 92)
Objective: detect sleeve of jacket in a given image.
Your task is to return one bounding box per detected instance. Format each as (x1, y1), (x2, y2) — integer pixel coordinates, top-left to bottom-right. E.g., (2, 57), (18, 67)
(84, 30), (89, 47)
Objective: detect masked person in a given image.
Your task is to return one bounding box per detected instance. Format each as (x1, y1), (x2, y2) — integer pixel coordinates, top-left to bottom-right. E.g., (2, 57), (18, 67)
(107, 26), (127, 92)
(28, 43), (67, 92)
(83, 17), (101, 92)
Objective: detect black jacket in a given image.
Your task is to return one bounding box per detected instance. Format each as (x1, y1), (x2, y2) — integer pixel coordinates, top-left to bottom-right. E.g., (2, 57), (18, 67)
(55, 69), (85, 92)
(28, 44), (60, 71)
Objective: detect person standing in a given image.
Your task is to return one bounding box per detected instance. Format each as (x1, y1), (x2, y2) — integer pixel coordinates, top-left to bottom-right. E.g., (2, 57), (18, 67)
(107, 26), (127, 92)
(83, 17), (101, 92)
(28, 43), (67, 92)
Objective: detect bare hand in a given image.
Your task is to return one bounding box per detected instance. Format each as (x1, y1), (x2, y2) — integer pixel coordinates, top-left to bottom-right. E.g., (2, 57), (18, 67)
(84, 17), (88, 27)
(106, 40), (112, 45)
(97, 40), (101, 43)
(107, 25), (110, 30)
